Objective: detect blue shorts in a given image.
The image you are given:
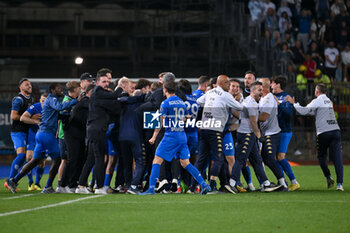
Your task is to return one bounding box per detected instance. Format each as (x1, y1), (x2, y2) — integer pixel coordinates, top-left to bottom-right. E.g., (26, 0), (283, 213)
(10, 132), (27, 150)
(278, 132), (293, 154)
(224, 133), (235, 156)
(106, 138), (117, 156)
(33, 132), (60, 159)
(156, 135), (190, 162)
(186, 131), (199, 156)
(27, 128), (37, 151)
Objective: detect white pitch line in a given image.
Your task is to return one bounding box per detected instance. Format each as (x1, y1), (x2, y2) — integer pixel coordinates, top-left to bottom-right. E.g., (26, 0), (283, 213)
(2, 194), (36, 200)
(0, 195), (102, 217)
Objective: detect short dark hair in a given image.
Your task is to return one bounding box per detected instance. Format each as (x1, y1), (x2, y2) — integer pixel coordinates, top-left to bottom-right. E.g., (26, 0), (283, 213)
(230, 78), (241, 85)
(96, 68), (112, 79)
(135, 78), (152, 90)
(245, 70), (256, 78)
(177, 79), (192, 95)
(271, 75), (287, 90)
(198, 75), (210, 85)
(41, 92), (48, 98)
(164, 80), (176, 94)
(316, 83), (327, 94)
(250, 81), (262, 90)
(19, 78), (29, 86)
(86, 84), (95, 94)
(210, 77), (217, 87)
(49, 83), (60, 93)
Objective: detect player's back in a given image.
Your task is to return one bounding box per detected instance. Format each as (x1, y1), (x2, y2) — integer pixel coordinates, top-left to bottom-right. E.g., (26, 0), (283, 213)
(184, 94), (199, 133)
(161, 95), (188, 143)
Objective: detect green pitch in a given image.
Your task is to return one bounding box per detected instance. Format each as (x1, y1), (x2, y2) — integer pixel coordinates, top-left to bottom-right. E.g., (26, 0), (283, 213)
(0, 166), (349, 233)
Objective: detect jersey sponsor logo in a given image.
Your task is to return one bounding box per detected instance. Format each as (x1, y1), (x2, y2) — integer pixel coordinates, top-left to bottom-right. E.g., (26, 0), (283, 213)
(143, 111), (161, 129)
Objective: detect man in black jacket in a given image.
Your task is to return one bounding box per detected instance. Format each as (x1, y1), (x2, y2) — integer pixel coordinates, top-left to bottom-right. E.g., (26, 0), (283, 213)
(62, 84), (95, 192)
(76, 73), (123, 194)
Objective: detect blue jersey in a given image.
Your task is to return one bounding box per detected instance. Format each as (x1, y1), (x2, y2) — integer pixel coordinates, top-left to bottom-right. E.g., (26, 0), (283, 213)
(26, 102), (42, 133)
(160, 95), (188, 139)
(184, 94), (199, 132)
(192, 89), (205, 99)
(275, 91), (294, 133)
(39, 94), (77, 135)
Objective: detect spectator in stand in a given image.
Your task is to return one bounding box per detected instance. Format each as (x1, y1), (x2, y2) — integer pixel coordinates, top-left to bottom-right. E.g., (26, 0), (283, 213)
(324, 41), (339, 81)
(248, 0), (264, 25)
(316, 0), (329, 19)
(310, 18), (326, 44)
(263, 30), (272, 49)
(309, 41), (324, 68)
(341, 43), (350, 81)
(264, 8), (278, 34)
(279, 12), (292, 39)
(337, 21), (350, 49)
(314, 69), (331, 88)
(263, 0), (276, 16)
(278, 42), (294, 66)
(324, 19), (336, 42)
(277, 0), (293, 19)
(271, 30), (281, 49)
(303, 52), (317, 84)
(297, 9), (312, 53)
(291, 40), (306, 65)
(283, 32), (295, 48)
(331, 0), (347, 17)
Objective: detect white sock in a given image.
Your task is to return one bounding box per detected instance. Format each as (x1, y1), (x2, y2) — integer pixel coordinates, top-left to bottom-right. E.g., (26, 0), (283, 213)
(263, 180), (271, 186)
(291, 179), (298, 185)
(229, 178), (236, 187)
(279, 178), (287, 188)
(248, 183), (255, 191)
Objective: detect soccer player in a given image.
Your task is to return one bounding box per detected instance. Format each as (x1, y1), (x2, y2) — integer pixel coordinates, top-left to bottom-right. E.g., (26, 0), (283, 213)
(4, 79), (34, 191)
(7, 83), (79, 194)
(229, 78), (254, 192)
(229, 81), (281, 192)
(258, 78), (287, 190)
(56, 81), (81, 193)
(19, 92), (48, 190)
(139, 80), (211, 195)
(243, 71), (256, 98)
(192, 75), (210, 98)
(271, 76), (300, 191)
(194, 75), (243, 192)
(80, 72), (94, 92)
(285, 84), (344, 191)
(178, 79), (199, 190)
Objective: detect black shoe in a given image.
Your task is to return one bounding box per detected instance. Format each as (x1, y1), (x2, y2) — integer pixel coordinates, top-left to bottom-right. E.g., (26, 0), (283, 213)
(7, 178), (17, 194)
(327, 177), (335, 189)
(276, 185), (289, 192)
(156, 179), (168, 193)
(171, 179), (178, 192)
(263, 183), (282, 192)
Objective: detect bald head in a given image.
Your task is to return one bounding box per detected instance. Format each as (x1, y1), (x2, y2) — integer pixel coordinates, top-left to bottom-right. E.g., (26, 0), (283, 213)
(217, 75), (230, 91)
(259, 78), (271, 95)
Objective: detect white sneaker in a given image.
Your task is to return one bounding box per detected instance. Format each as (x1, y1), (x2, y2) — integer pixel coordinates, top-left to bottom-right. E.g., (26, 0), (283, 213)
(337, 184), (344, 191)
(156, 179), (168, 192)
(55, 186), (67, 193)
(65, 186), (75, 193)
(94, 188), (107, 195)
(75, 187), (91, 194)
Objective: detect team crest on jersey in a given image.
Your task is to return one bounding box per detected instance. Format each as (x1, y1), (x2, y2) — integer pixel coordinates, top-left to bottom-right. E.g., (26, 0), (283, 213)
(143, 111), (161, 129)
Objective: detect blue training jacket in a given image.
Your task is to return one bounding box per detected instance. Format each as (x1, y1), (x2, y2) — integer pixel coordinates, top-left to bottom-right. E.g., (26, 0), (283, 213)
(275, 91), (294, 133)
(39, 93), (77, 135)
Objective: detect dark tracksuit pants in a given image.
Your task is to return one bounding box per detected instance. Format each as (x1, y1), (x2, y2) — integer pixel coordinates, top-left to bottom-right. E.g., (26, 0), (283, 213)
(231, 132), (268, 184)
(120, 140), (144, 188)
(317, 130), (343, 183)
(62, 132), (87, 188)
(194, 130), (225, 182)
(79, 134), (106, 188)
(261, 133), (283, 180)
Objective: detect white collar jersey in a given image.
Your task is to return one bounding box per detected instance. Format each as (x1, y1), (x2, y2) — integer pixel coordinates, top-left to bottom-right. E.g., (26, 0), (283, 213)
(237, 95), (259, 134)
(294, 94), (340, 135)
(197, 86), (243, 132)
(259, 92), (281, 136)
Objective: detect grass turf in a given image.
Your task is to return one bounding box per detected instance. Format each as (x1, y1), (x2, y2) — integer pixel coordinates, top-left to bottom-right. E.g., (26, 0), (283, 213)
(0, 165), (349, 233)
